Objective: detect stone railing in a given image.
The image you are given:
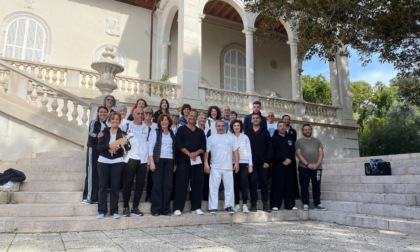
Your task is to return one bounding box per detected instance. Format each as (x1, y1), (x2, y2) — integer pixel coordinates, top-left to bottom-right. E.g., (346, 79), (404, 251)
(304, 103), (337, 118)
(0, 59), (91, 126)
(200, 86), (249, 110)
(258, 95), (296, 114)
(1, 57), (181, 100)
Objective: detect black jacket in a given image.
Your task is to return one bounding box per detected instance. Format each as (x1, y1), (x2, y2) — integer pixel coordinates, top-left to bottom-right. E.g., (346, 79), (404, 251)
(245, 127), (272, 165)
(87, 120), (105, 148)
(271, 130), (295, 163)
(0, 168), (26, 185)
(97, 128), (130, 159)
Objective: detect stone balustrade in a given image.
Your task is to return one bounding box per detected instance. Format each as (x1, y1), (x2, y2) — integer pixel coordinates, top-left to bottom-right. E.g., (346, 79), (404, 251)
(0, 59), (90, 126)
(200, 86), (249, 110)
(304, 103), (338, 118)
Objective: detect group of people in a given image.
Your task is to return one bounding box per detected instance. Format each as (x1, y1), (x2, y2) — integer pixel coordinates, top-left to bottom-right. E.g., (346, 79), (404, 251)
(82, 95), (327, 219)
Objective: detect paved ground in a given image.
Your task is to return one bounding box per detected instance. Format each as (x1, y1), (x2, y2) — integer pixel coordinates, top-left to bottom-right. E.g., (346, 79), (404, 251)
(0, 221), (419, 252)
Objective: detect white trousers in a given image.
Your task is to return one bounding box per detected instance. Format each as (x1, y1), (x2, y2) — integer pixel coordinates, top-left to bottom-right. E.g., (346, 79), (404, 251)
(208, 168), (234, 210)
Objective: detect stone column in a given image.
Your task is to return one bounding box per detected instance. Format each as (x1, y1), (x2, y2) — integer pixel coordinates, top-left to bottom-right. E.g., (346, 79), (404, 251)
(329, 60), (341, 106)
(243, 27), (256, 95)
(337, 51), (355, 124)
(154, 8), (163, 80)
(176, 1), (201, 105)
(160, 41), (171, 79)
(288, 40), (302, 101)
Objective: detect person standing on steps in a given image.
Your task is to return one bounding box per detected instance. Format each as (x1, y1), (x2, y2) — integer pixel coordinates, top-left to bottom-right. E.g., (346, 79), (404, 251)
(144, 106), (158, 203)
(148, 114), (176, 216)
(282, 114), (300, 199)
(96, 112), (130, 219)
(173, 109), (207, 216)
(243, 101), (267, 131)
(121, 107), (149, 217)
(295, 124), (327, 211)
(82, 106), (108, 204)
(245, 113), (273, 213)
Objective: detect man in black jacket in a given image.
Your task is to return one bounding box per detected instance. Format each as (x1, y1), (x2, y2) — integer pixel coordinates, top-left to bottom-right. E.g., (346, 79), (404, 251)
(282, 114), (300, 199)
(245, 113), (273, 212)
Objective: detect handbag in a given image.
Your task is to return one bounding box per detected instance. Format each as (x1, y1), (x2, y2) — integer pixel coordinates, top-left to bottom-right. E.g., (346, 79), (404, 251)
(365, 159), (391, 175)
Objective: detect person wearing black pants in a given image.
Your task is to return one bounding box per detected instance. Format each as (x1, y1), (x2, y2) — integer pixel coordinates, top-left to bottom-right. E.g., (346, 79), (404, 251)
(231, 120), (253, 213)
(96, 112), (130, 219)
(295, 123), (326, 211)
(121, 107), (150, 217)
(282, 114), (300, 199)
(245, 113), (273, 212)
(270, 121), (297, 211)
(173, 109), (207, 216)
(82, 106), (108, 204)
(148, 114), (176, 216)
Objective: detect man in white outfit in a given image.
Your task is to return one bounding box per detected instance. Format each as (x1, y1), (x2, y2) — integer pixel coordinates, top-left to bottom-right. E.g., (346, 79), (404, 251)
(204, 120), (239, 214)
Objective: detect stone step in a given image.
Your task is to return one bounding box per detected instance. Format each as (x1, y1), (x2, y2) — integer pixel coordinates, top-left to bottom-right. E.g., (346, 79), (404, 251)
(23, 171), (85, 181)
(321, 200), (420, 220)
(17, 156), (85, 166)
(0, 200), (304, 218)
(309, 210), (420, 235)
(321, 183), (420, 194)
(0, 210), (307, 233)
(14, 164), (84, 173)
(321, 191), (419, 206)
(325, 153), (420, 164)
(322, 175), (420, 184)
(322, 162), (420, 176)
(19, 181), (83, 192)
(35, 151), (85, 158)
(11, 192), (83, 204)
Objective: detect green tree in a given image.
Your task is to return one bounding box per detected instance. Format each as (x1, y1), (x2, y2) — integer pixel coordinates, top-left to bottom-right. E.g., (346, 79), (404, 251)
(370, 81), (399, 118)
(301, 74), (331, 104)
(350, 80), (373, 131)
(246, 0), (420, 77)
(390, 77), (420, 106)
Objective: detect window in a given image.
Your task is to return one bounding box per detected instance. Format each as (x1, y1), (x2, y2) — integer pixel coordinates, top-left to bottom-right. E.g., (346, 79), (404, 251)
(2, 16), (47, 62)
(223, 48), (246, 92)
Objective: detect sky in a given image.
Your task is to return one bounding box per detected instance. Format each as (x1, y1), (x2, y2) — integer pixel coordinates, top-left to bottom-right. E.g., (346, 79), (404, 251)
(302, 51), (398, 86)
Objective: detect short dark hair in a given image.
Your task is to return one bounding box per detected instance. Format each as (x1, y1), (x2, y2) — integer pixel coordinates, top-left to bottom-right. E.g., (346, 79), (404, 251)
(96, 106), (109, 121)
(180, 104), (191, 115)
(229, 119), (243, 133)
(253, 101), (261, 106)
(132, 98), (148, 113)
(277, 120), (286, 126)
(207, 106), (221, 120)
(251, 112), (261, 118)
(301, 123), (312, 131)
(230, 111), (238, 118)
(282, 114), (290, 119)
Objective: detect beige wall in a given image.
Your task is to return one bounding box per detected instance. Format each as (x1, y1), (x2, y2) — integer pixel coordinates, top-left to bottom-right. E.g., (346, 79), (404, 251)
(0, 0), (151, 78)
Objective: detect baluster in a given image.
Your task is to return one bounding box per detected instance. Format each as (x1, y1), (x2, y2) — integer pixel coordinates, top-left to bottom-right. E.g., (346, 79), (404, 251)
(62, 98), (69, 119)
(81, 106), (89, 126)
(139, 81), (144, 95)
(41, 87), (49, 109)
(29, 81), (38, 105)
(45, 67), (51, 82)
(51, 92), (59, 115)
(22, 64), (28, 74)
(30, 65), (35, 76)
(81, 73), (87, 88)
(59, 69), (65, 85)
(52, 68), (58, 84)
(36, 66), (43, 79)
(72, 101), (79, 123)
(127, 80), (133, 94)
(133, 81), (138, 95)
(88, 74), (94, 89)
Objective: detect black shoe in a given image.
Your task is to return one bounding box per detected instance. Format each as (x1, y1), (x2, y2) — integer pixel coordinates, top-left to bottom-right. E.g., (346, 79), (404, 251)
(122, 207), (130, 217)
(225, 207), (235, 215)
(250, 204), (257, 212)
(131, 208), (144, 216)
(152, 212), (160, 216)
(145, 195), (151, 203)
(263, 203), (271, 213)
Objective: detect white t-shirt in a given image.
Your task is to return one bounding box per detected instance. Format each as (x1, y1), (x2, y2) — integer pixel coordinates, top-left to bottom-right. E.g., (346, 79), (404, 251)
(98, 132), (124, 164)
(267, 122), (277, 137)
(123, 122), (150, 163)
(207, 133), (239, 170)
(148, 130), (173, 159)
(234, 133), (253, 165)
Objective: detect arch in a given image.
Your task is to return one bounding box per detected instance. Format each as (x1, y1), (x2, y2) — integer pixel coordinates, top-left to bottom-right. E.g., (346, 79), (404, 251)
(199, 0), (248, 28)
(251, 13), (296, 43)
(160, 1), (179, 43)
(0, 11), (52, 62)
(220, 43), (246, 92)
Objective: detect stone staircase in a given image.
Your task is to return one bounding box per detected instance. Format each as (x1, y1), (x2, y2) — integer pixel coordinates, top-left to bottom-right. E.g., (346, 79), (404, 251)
(310, 153), (420, 234)
(0, 151), (306, 233)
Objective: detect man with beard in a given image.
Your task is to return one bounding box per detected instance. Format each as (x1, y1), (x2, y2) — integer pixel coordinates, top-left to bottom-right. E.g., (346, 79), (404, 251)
(282, 114), (300, 199)
(244, 101), (267, 131)
(173, 109), (207, 216)
(295, 124), (327, 211)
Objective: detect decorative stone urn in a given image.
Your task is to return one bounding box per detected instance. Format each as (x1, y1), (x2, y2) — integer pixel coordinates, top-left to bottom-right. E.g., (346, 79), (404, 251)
(91, 45), (124, 97)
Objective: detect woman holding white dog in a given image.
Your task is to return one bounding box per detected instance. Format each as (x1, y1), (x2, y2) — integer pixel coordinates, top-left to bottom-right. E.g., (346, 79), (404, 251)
(96, 112), (130, 219)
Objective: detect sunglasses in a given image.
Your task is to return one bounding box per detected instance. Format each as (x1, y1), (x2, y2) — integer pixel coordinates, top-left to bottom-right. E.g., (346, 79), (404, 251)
(145, 112), (153, 115)
(171, 114), (179, 117)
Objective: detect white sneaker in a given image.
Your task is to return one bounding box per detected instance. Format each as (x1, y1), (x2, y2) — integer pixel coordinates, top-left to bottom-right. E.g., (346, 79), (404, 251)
(174, 210), (182, 216)
(292, 207), (298, 211)
(242, 205), (249, 213)
(303, 204), (309, 211)
(234, 204), (241, 212)
(194, 209), (204, 215)
(272, 207), (279, 211)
